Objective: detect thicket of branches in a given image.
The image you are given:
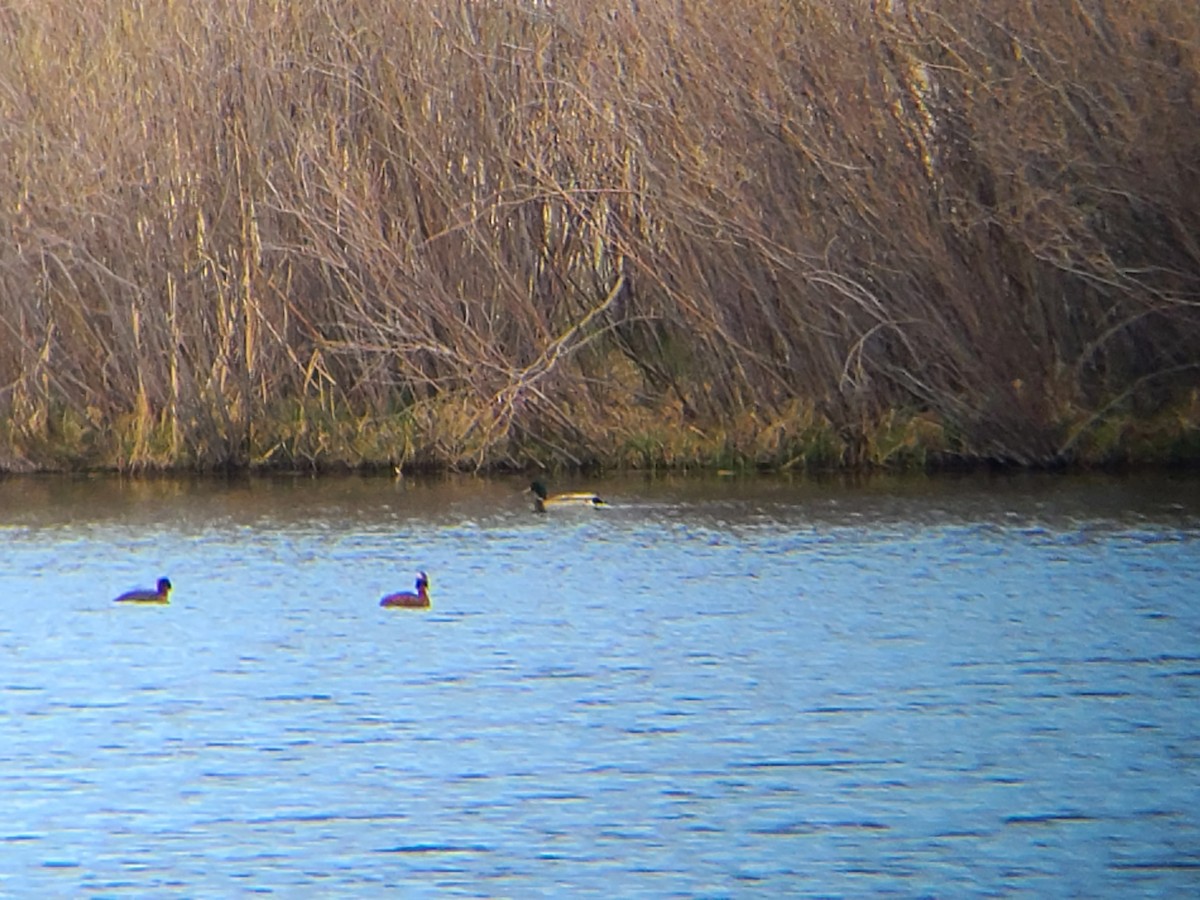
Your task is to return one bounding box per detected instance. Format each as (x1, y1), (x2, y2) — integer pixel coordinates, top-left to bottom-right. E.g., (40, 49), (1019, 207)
(1, 0), (1197, 471)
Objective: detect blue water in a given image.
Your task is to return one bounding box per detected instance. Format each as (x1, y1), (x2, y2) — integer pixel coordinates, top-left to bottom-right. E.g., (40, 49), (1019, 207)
(1, 473), (1199, 896)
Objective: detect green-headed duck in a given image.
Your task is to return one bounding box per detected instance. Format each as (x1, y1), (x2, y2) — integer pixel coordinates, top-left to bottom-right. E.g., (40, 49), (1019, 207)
(530, 480), (607, 513)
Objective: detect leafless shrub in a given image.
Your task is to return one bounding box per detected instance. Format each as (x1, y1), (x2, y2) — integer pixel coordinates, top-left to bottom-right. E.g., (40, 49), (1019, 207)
(0, 0), (1196, 470)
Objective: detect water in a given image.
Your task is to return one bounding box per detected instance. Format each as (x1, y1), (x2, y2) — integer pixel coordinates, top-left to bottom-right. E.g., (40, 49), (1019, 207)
(1, 472), (1199, 896)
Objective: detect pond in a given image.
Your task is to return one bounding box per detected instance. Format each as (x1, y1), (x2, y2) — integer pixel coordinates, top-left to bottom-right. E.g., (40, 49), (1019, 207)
(1, 471), (1198, 896)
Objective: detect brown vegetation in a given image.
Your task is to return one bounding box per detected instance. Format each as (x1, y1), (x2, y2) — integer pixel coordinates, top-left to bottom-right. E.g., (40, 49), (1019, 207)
(1, 0), (1197, 472)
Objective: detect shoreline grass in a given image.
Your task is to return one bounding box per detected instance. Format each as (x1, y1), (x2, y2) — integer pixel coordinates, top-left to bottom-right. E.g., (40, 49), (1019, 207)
(3, 385), (1197, 476)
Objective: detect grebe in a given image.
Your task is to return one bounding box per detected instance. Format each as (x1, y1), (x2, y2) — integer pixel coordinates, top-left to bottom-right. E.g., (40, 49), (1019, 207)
(381, 572), (431, 608)
(114, 577), (172, 604)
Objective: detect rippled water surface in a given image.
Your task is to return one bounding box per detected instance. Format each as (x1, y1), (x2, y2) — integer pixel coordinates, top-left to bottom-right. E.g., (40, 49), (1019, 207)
(2, 472), (1199, 896)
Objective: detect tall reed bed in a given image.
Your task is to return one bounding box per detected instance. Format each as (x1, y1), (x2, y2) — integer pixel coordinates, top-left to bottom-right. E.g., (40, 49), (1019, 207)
(1, 0), (1197, 471)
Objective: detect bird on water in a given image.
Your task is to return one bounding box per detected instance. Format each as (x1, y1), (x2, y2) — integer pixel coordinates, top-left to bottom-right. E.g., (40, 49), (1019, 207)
(114, 577), (173, 604)
(529, 480), (607, 513)
(380, 571), (431, 608)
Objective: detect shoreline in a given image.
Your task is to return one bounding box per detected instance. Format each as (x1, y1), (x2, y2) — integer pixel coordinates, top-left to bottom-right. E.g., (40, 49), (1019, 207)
(3, 402), (1197, 477)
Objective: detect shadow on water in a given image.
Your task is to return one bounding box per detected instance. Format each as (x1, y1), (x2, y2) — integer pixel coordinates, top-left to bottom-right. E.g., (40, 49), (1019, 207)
(1, 470), (1198, 895)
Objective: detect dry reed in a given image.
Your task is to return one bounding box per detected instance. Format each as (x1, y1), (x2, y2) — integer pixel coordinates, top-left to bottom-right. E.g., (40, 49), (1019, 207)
(0, 0), (1197, 472)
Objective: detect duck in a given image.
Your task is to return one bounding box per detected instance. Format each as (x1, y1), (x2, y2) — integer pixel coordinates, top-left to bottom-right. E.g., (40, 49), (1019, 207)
(530, 480), (607, 513)
(114, 577), (172, 604)
(381, 571), (430, 608)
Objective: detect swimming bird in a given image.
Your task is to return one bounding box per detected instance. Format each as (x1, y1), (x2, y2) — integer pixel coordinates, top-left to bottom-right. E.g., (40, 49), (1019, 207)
(381, 571), (430, 608)
(530, 480), (607, 513)
(114, 577), (172, 604)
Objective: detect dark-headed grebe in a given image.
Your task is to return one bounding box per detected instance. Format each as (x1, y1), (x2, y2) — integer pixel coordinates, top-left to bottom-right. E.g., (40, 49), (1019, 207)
(530, 480), (606, 513)
(381, 571), (430, 608)
(114, 577), (172, 604)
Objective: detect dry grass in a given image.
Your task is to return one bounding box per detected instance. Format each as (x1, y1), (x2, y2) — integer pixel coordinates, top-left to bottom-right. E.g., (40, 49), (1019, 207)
(1, 0), (1197, 472)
